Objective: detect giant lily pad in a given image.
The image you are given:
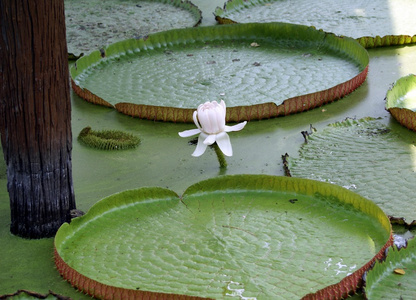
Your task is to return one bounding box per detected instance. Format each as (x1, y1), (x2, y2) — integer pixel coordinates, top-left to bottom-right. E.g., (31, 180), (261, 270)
(386, 74), (416, 132)
(364, 237), (416, 299)
(286, 117), (416, 224)
(215, 0), (416, 48)
(65, 0), (202, 57)
(55, 175), (392, 299)
(70, 22), (368, 122)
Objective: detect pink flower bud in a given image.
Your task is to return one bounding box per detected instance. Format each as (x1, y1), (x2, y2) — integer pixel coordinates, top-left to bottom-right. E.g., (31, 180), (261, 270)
(196, 100), (226, 134)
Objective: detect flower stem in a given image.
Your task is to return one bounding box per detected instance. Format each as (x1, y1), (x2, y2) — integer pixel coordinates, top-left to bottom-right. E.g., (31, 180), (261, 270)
(213, 143), (227, 169)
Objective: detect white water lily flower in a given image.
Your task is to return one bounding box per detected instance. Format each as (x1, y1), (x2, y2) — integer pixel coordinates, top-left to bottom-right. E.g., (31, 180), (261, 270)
(179, 100), (247, 157)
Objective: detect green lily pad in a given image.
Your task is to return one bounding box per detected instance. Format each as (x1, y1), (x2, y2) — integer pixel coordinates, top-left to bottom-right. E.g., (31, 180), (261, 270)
(215, 0), (416, 48)
(55, 175), (392, 299)
(386, 74), (416, 132)
(71, 22), (368, 122)
(65, 0), (202, 57)
(287, 117), (416, 224)
(364, 237), (416, 299)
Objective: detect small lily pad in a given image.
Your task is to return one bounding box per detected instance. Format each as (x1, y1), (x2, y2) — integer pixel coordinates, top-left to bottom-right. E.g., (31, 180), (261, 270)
(386, 74), (416, 132)
(78, 126), (140, 150)
(364, 237), (416, 299)
(55, 175), (392, 299)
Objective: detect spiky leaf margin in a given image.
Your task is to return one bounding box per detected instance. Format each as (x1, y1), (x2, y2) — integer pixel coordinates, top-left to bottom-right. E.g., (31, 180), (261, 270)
(364, 237), (416, 299)
(77, 126), (140, 150)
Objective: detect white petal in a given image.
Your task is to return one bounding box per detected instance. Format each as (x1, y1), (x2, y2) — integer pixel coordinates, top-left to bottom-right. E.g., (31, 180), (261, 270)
(193, 111), (202, 131)
(192, 134), (208, 157)
(215, 132), (233, 156)
(215, 102), (226, 131)
(178, 128), (201, 137)
(219, 100), (226, 111)
(224, 121), (247, 132)
(197, 108), (211, 133)
(207, 109), (220, 133)
(203, 134), (217, 145)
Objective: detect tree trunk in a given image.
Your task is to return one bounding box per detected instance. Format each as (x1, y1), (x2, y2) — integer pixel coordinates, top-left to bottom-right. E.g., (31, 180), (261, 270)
(0, 0), (76, 238)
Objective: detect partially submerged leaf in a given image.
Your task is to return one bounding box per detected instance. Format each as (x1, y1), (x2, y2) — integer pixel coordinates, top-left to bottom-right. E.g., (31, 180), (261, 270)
(287, 118), (416, 224)
(364, 237), (416, 299)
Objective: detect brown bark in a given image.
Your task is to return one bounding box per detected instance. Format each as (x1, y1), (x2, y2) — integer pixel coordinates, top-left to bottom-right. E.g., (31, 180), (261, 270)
(0, 0), (76, 238)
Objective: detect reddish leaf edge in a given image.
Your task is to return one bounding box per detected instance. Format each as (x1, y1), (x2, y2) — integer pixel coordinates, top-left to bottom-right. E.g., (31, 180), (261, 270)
(54, 246), (212, 300)
(385, 74), (416, 132)
(71, 63), (368, 123)
(387, 107), (416, 132)
(70, 23), (369, 123)
(53, 219), (393, 300)
(71, 79), (114, 108)
(301, 232), (394, 300)
(114, 65), (367, 123)
(54, 173), (393, 300)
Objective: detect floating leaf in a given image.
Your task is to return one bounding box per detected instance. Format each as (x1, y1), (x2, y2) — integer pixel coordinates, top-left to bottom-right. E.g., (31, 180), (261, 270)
(55, 175), (392, 299)
(287, 118), (416, 224)
(215, 0), (416, 48)
(364, 237), (416, 299)
(65, 0), (202, 57)
(214, 0), (416, 48)
(386, 74), (416, 132)
(71, 22), (368, 122)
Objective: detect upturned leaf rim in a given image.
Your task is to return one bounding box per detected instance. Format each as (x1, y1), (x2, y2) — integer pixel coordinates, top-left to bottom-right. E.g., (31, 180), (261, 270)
(70, 22), (369, 123)
(214, 0), (416, 49)
(386, 74), (416, 132)
(54, 175), (393, 299)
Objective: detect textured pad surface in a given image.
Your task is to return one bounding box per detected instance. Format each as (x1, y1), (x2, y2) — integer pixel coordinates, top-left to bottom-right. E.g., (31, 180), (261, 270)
(56, 176), (391, 299)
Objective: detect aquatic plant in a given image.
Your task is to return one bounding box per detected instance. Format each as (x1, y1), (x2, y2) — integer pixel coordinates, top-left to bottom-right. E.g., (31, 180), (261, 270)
(78, 126), (140, 150)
